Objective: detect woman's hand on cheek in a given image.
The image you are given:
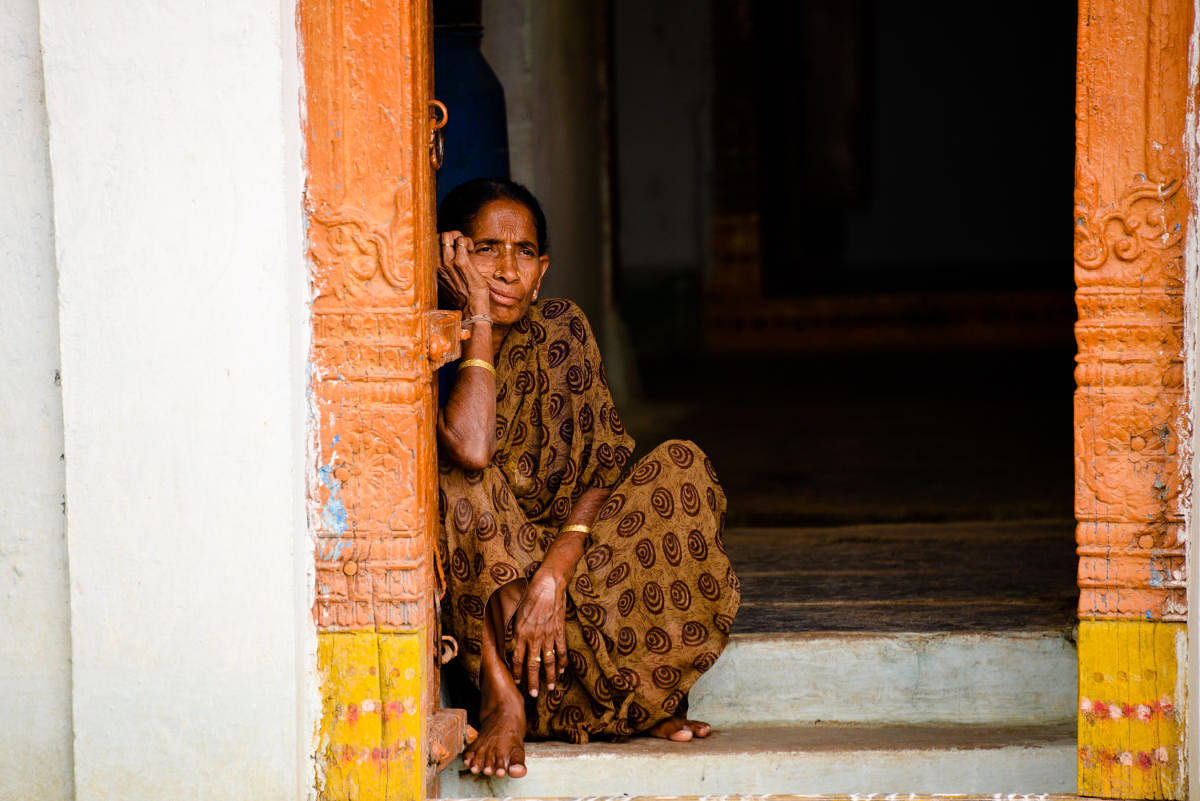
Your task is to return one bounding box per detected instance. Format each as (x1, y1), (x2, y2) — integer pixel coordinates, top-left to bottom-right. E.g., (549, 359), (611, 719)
(438, 231), (491, 313)
(508, 570), (567, 698)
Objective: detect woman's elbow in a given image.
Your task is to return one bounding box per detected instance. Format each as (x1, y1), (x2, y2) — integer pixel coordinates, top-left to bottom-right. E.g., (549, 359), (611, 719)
(453, 445), (492, 472)
(438, 429), (494, 471)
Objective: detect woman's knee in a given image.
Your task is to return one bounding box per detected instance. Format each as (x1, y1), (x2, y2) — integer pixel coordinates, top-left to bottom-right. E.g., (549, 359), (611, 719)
(641, 439), (707, 472)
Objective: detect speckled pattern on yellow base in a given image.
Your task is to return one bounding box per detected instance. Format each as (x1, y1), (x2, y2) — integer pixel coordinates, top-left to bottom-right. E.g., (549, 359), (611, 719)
(318, 632), (426, 801)
(1077, 621), (1184, 799)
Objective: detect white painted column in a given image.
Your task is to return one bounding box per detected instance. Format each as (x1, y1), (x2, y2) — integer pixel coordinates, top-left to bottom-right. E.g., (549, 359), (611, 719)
(37, 0), (313, 798)
(0, 1), (73, 798)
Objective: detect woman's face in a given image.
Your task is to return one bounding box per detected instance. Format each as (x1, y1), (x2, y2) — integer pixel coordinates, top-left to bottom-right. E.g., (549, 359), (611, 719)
(468, 197), (550, 327)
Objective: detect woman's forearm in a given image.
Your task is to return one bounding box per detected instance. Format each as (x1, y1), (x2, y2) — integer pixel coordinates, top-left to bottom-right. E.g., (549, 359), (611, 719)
(539, 487), (610, 583)
(436, 304), (497, 470)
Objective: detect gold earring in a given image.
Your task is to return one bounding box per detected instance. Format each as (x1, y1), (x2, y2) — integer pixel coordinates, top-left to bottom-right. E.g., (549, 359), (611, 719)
(532, 289), (538, 302)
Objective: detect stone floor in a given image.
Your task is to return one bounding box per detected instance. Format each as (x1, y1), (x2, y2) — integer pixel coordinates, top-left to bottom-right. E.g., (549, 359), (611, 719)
(725, 521), (1077, 632)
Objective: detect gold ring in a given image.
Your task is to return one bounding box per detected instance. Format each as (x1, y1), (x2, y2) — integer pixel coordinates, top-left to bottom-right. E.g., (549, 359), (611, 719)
(532, 656), (541, 663)
(544, 650), (555, 657)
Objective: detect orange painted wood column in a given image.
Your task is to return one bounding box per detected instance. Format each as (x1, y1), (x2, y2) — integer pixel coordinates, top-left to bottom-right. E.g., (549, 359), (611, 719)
(1074, 1), (1192, 797)
(299, 1), (462, 798)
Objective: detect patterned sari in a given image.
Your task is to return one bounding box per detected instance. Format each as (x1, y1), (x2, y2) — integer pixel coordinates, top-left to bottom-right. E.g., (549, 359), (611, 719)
(438, 298), (740, 744)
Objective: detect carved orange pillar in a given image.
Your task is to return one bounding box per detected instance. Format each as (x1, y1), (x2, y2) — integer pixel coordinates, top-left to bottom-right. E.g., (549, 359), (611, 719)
(1074, 1), (1191, 797)
(299, 1), (463, 798)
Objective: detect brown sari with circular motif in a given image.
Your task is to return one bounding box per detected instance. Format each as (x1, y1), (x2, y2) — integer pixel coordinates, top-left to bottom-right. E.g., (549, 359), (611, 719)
(438, 298), (740, 744)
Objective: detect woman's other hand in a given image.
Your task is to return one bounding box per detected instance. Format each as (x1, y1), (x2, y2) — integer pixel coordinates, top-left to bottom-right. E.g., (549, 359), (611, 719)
(439, 230), (491, 313)
(509, 569), (567, 698)
(506, 488), (609, 696)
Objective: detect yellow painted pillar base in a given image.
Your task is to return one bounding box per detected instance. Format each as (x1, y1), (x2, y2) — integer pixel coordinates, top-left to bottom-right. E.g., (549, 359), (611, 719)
(317, 632), (425, 801)
(1078, 620), (1185, 799)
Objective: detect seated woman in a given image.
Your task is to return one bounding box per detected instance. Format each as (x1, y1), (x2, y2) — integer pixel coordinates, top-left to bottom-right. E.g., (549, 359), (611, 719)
(436, 178), (739, 779)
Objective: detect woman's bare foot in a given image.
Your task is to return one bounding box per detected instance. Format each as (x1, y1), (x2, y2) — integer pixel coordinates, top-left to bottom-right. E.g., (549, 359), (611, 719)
(462, 679), (527, 777)
(462, 582), (529, 777)
(647, 717), (713, 742)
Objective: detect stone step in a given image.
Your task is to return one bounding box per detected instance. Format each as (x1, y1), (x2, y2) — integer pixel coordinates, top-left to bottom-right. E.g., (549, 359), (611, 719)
(437, 722), (1077, 797)
(440, 796), (1079, 801)
(689, 631), (1077, 727)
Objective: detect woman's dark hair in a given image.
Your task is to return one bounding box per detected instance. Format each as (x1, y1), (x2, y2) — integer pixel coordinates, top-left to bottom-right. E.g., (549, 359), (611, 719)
(438, 178), (549, 255)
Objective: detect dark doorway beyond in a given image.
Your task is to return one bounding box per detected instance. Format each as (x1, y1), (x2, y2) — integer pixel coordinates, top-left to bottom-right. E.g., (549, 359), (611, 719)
(630, 348), (1073, 526)
(622, 347), (1078, 633)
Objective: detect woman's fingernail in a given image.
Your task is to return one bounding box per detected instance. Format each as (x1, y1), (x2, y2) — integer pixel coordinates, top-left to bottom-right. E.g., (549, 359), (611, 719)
(530, 689), (538, 697)
(547, 683), (555, 690)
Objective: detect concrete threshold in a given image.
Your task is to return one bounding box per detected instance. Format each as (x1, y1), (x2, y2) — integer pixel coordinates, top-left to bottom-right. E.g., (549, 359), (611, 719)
(440, 796), (1080, 801)
(441, 797), (1081, 801)
(438, 722), (1077, 798)
(689, 631), (1077, 727)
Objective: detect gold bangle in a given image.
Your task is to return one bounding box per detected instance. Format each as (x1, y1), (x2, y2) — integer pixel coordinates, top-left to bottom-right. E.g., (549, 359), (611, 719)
(458, 358), (496, 377)
(559, 524), (591, 535)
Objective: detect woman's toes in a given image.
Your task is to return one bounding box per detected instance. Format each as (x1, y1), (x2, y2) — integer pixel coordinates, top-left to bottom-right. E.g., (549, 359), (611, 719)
(463, 731), (525, 778)
(669, 726), (694, 741)
(645, 717), (713, 741)
(466, 746), (493, 774)
(648, 717), (693, 741)
(502, 742), (527, 777)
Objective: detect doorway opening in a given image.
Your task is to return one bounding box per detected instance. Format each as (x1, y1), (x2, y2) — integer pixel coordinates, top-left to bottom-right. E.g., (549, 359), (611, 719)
(433, 0), (1081, 793)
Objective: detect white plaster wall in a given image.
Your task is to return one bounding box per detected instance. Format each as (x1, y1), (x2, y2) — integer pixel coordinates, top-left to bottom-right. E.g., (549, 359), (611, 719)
(37, 0), (311, 798)
(0, 1), (74, 798)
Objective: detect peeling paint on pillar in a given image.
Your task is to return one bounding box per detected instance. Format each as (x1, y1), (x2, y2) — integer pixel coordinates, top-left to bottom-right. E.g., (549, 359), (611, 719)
(1075, 1), (1194, 797)
(298, 1), (452, 798)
